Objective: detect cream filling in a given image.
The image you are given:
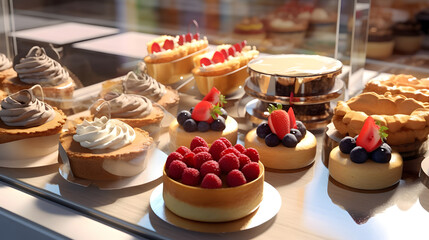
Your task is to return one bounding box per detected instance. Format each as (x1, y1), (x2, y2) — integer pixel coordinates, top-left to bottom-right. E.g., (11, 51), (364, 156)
(0, 134), (59, 160)
(248, 54), (342, 76)
(102, 144), (153, 177)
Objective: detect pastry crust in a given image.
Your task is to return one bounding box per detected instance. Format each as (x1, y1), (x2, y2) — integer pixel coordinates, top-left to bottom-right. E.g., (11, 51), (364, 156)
(333, 92), (429, 145)
(0, 68), (17, 82)
(60, 128), (153, 181)
(364, 74), (429, 103)
(163, 161), (264, 222)
(0, 108), (66, 144)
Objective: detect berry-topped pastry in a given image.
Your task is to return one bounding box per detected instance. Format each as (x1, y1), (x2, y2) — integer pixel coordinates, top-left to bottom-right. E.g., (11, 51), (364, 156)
(245, 104), (317, 170)
(169, 87), (238, 151)
(329, 116), (403, 190)
(163, 136), (264, 222)
(192, 41), (259, 95)
(144, 27), (209, 85)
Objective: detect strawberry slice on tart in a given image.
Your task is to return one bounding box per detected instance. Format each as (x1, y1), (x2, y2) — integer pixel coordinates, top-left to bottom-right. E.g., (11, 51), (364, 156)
(202, 87), (226, 106)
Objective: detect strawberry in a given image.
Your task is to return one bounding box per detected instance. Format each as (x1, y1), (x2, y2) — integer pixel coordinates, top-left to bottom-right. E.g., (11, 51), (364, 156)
(233, 43), (242, 52)
(267, 103), (290, 140)
(151, 42), (161, 53)
(228, 46), (236, 56)
(211, 51), (225, 64)
(163, 39), (174, 50)
(240, 40), (247, 48)
(356, 116), (383, 153)
(200, 57), (212, 67)
(193, 33), (200, 40)
(191, 100), (222, 123)
(178, 35), (185, 45)
(220, 49), (228, 59)
(288, 107), (297, 129)
(185, 33), (192, 42)
(202, 87), (226, 107)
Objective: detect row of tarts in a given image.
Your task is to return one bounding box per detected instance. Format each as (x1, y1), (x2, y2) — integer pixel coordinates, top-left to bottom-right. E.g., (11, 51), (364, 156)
(0, 29), (429, 224)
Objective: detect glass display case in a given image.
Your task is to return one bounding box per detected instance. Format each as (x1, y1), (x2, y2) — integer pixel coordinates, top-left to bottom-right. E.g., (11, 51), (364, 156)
(1, 0), (429, 239)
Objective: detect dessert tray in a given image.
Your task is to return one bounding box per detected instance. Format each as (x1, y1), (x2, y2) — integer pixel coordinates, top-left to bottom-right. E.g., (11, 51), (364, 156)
(149, 182), (281, 233)
(58, 146), (167, 190)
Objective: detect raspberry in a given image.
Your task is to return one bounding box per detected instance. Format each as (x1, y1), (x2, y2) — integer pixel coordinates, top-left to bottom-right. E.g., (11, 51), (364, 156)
(243, 148), (260, 162)
(234, 143), (246, 153)
(175, 146), (191, 156)
(182, 152), (195, 168)
(193, 146), (209, 154)
(219, 153), (240, 173)
(181, 168), (200, 186)
(200, 160), (220, 177)
(190, 136), (208, 151)
(219, 137), (232, 148)
(220, 147), (241, 158)
(227, 169), (247, 187)
(166, 152), (183, 169)
(209, 139), (227, 161)
(201, 173), (222, 189)
(238, 154), (251, 169)
(241, 162), (260, 181)
(168, 160), (187, 180)
(193, 152), (213, 169)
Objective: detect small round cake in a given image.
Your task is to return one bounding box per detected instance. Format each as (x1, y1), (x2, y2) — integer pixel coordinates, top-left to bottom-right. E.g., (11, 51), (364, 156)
(169, 87), (238, 151)
(329, 146), (403, 190)
(329, 116), (403, 190)
(245, 104), (317, 170)
(163, 136), (264, 222)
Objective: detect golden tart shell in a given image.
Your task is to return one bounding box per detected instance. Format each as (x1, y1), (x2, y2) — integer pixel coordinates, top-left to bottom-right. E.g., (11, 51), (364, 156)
(162, 161), (264, 222)
(364, 74), (429, 103)
(333, 92), (429, 145)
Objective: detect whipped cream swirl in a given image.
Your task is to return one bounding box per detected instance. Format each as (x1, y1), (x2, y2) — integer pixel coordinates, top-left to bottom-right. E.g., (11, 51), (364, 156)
(93, 92), (153, 119)
(14, 46), (69, 86)
(0, 87), (55, 127)
(0, 53), (12, 71)
(73, 116), (136, 150)
(124, 72), (166, 101)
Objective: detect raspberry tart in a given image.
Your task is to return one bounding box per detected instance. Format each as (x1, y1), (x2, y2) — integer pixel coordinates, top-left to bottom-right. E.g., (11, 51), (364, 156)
(245, 104), (317, 170)
(329, 116), (403, 190)
(169, 87), (238, 151)
(144, 29), (209, 85)
(163, 136), (264, 222)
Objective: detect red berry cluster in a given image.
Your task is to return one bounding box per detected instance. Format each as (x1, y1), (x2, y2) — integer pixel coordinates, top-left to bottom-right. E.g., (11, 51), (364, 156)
(166, 136), (261, 188)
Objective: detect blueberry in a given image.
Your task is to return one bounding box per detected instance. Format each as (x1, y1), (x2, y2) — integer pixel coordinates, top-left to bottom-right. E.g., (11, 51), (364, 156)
(256, 123), (272, 139)
(371, 145), (392, 163)
(296, 121), (306, 137)
(380, 143), (392, 152)
(211, 116), (225, 131)
(189, 107), (194, 114)
(177, 110), (191, 126)
(290, 128), (303, 142)
(350, 146), (368, 164)
(265, 133), (280, 147)
(282, 133), (298, 148)
(183, 119), (197, 132)
(197, 121), (210, 132)
(339, 136), (356, 154)
(220, 108), (228, 120)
